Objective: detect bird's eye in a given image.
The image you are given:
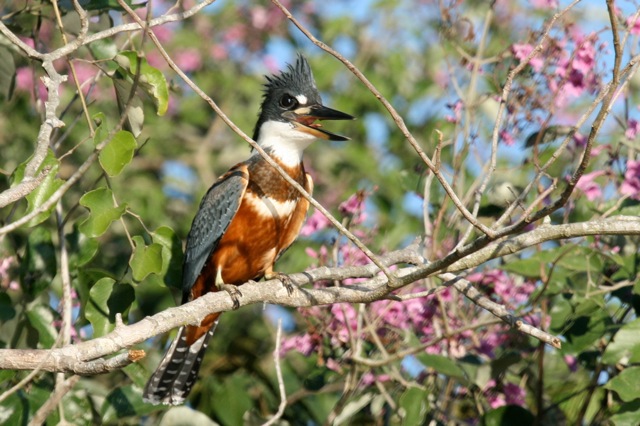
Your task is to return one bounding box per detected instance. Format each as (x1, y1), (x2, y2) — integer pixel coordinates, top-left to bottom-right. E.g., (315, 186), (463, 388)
(279, 94), (297, 109)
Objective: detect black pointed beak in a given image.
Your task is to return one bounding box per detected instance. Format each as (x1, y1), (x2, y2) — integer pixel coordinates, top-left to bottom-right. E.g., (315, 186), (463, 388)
(283, 104), (355, 141)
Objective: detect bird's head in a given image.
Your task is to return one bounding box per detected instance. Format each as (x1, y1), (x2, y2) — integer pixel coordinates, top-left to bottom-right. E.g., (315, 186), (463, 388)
(252, 55), (354, 164)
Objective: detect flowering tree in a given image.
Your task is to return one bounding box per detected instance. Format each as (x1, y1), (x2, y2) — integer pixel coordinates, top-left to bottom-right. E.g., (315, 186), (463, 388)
(1, 0), (639, 424)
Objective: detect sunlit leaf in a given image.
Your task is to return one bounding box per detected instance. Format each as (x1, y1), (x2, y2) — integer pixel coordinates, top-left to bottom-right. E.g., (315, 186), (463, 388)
(85, 278), (135, 338)
(416, 353), (467, 381)
(129, 236), (163, 282)
(605, 367), (640, 402)
(78, 187), (127, 238)
(399, 387), (427, 425)
(99, 130), (137, 177)
(113, 51), (168, 116)
(603, 318), (640, 365)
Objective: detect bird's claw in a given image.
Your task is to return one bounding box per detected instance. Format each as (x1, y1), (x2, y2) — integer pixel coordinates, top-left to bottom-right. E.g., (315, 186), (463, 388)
(220, 284), (242, 309)
(275, 272), (295, 296)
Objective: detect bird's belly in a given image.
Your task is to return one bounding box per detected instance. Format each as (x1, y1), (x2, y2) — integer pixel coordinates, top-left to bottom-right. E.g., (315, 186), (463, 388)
(211, 195), (295, 285)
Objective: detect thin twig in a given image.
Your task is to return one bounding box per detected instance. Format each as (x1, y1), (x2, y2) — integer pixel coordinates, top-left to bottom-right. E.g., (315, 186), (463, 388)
(262, 320), (287, 426)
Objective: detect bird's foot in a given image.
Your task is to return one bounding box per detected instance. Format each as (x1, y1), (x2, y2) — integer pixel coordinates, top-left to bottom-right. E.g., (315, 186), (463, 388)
(266, 272), (295, 296)
(218, 283), (243, 310)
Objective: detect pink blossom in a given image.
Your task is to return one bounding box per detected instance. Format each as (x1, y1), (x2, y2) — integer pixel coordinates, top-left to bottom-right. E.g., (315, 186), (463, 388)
(625, 119), (639, 140)
(503, 383), (526, 406)
(72, 62), (99, 95)
(360, 372), (390, 387)
(15, 67), (47, 100)
(468, 270), (535, 305)
(300, 210), (331, 236)
(499, 129), (516, 146)
(627, 14), (640, 35)
(152, 25), (174, 43)
(280, 333), (316, 356)
(512, 43), (544, 72)
(210, 44), (228, 61)
(445, 100), (463, 123)
(564, 355), (578, 372)
(531, 0), (558, 9)
(0, 257), (19, 290)
(575, 170), (606, 201)
(174, 49), (202, 72)
(621, 159), (640, 200)
(572, 39), (596, 75)
(339, 192), (366, 217)
(326, 358), (342, 372)
(372, 300), (411, 329)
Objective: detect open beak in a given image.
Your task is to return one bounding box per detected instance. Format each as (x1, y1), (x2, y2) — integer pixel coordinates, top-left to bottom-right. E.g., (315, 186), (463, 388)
(283, 104), (355, 141)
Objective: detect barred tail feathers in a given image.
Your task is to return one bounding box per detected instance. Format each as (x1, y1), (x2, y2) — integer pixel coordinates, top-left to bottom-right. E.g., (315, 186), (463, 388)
(143, 318), (219, 405)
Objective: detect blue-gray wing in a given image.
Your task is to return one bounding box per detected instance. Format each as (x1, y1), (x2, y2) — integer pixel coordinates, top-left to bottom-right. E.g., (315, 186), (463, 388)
(181, 165), (248, 302)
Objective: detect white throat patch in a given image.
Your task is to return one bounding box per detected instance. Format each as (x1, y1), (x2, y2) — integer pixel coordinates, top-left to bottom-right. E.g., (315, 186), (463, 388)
(256, 120), (315, 167)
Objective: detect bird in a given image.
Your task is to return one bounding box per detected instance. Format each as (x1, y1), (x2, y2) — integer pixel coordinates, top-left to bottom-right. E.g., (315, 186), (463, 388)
(142, 54), (354, 405)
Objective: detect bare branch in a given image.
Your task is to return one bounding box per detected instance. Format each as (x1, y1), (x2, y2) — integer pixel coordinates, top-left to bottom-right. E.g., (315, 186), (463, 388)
(262, 321), (287, 426)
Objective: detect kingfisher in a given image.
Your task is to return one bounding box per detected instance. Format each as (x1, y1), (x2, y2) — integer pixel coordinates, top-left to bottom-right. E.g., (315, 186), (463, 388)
(143, 55), (354, 405)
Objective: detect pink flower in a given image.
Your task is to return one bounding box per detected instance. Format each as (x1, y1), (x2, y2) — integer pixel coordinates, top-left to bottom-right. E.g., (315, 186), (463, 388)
(326, 358), (342, 372)
(627, 14), (640, 35)
(300, 210), (331, 236)
(499, 129), (516, 146)
(572, 39), (596, 75)
(503, 383), (526, 406)
(360, 372), (390, 387)
(174, 49), (202, 73)
(575, 170), (606, 201)
(512, 43), (544, 72)
(564, 355), (578, 372)
(280, 333), (316, 356)
(625, 119), (639, 140)
(531, 0), (558, 9)
(445, 100), (463, 123)
(339, 192), (366, 218)
(621, 159), (640, 200)
(0, 257), (19, 290)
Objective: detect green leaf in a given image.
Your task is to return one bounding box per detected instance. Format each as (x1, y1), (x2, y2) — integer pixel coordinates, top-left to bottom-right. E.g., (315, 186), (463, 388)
(501, 258), (542, 278)
(59, 0), (144, 12)
(0, 46), (16, 100)
(99, 130), (137, 177)
(14, 150), (65, 227)
(66, 225), (99, 267)
(0, 293), (16, 322)
(19, 227), (57, 296)
(86, 278), (135, 338)
(93, 112), (109, 146)
(25, 304), (58, 348)
(113, 51), (169, 116)
(606, 367), (640, 402)
(101, 385), (158, 422)
(610, 399), (640, 426)
(130, 236), (163, 282)
(113, 77), (145, 137)
(86, 277), (116, 337)
(152, 226), (183, 289)
(416, 353), (467, 381)
(399, 387), (427, 424)
(78, 187), (127, 238)
(483, 405), (535, 426)
(603, 318), (640, 365)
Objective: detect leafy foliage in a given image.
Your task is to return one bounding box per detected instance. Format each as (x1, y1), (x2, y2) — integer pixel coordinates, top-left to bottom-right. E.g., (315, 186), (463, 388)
(1, 0), (640, 425)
